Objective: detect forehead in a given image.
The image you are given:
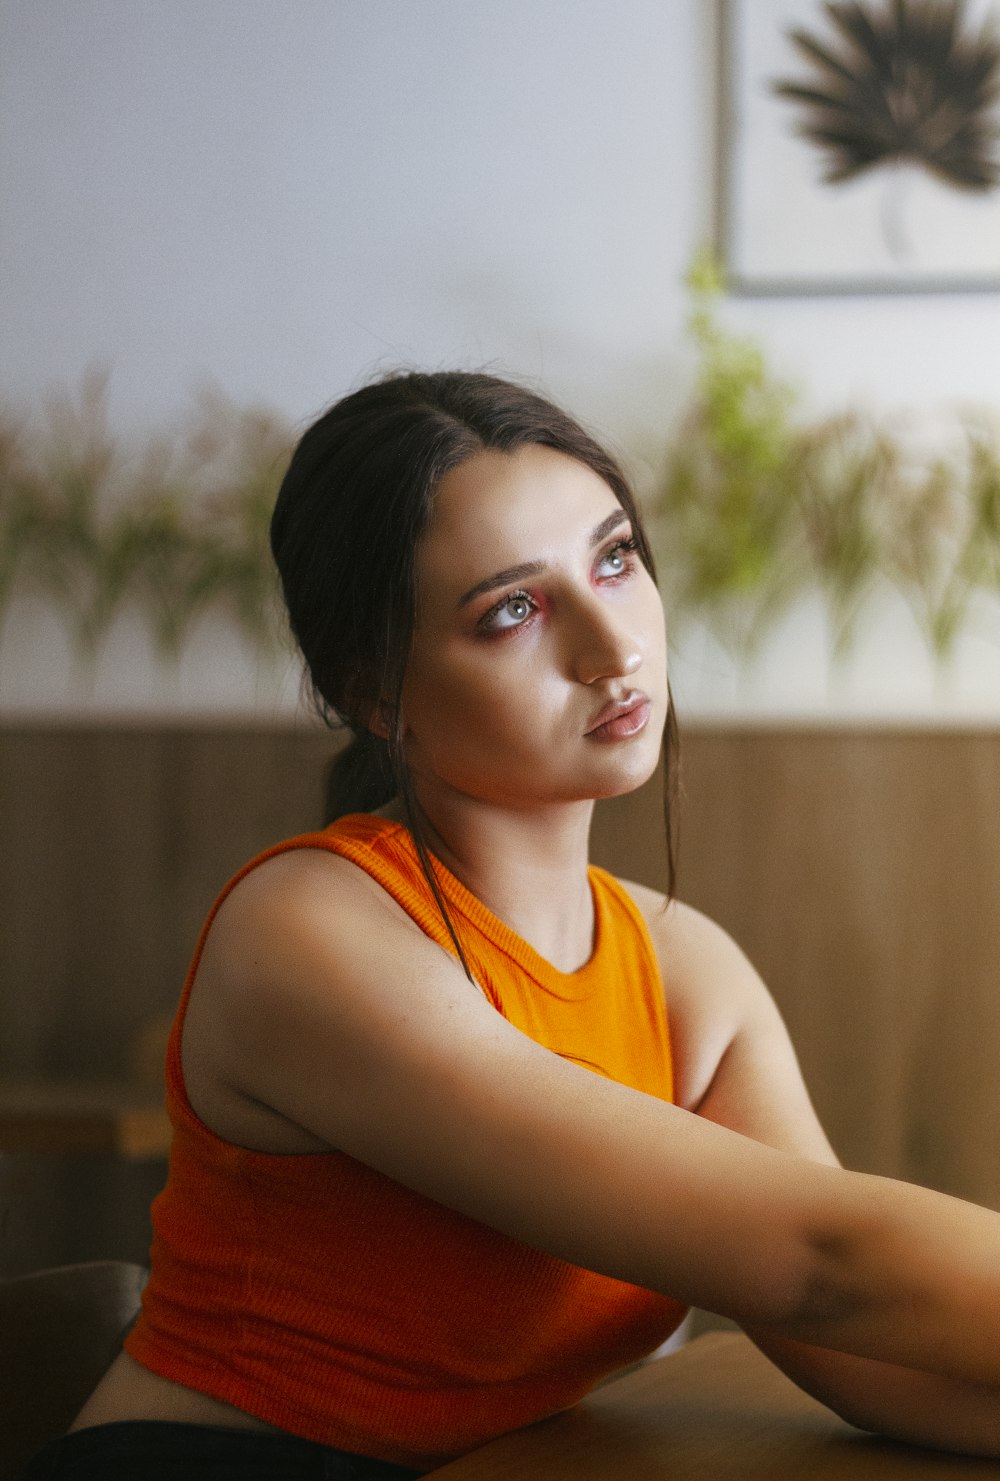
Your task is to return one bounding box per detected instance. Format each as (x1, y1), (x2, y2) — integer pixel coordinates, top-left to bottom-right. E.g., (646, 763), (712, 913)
(419, 444), (623, 570)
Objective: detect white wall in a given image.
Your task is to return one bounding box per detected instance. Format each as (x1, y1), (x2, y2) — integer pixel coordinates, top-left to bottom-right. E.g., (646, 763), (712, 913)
(2, 0), (999, 720)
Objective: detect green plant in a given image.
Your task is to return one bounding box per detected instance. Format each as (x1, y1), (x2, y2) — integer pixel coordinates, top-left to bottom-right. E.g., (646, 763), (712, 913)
(0, 376), (293, 660)
(0, 373), (113, 651)
(653, 254), (1000, 665)
(792, 413), (896, 658)
(882, 417), (1000, 657)
(655, 250), (811, 658)
(0, 418), (40, 620)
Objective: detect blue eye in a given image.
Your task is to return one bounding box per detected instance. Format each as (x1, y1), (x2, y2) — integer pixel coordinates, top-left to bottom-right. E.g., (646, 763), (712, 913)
(484, 590), (536, 632)
(597, 537), (639, 580)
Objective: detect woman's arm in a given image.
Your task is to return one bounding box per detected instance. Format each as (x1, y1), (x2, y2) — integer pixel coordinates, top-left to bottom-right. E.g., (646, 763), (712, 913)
(191, 852), (1000, 1410)
(643, 894), (1000, 1455)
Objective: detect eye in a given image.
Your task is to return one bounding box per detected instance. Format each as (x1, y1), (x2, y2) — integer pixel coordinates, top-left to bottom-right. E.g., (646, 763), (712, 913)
(596, 536), (639, 581)
(481, 589), (538, 634)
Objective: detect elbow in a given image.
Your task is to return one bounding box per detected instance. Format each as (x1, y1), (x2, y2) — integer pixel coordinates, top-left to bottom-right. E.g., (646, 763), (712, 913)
(798, 1228), (868, 1328)
(683, 1167), (899, 1345)
(756, 1225), (870, 1343)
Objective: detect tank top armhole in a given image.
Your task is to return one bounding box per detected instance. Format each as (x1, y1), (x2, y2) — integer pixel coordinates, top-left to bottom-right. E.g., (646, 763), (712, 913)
(165, 831), (363, 1133)
(165, 823), (497, 1132)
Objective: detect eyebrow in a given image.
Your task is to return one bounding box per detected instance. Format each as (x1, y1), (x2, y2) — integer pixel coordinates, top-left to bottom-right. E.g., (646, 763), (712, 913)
(457, 509), (632, 609)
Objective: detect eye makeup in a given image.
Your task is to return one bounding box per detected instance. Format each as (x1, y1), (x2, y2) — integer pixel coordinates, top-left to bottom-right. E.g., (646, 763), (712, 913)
(477, 588), (541, 638)
(457, 509), (633, 612)
(475, 532), (641, 638)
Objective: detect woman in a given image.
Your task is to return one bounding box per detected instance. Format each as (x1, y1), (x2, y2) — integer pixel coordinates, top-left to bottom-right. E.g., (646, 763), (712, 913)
(29, 372), (1000, 1477)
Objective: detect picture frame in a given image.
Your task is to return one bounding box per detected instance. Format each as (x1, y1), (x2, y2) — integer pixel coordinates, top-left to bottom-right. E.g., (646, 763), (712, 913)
(718, 0), (1000, 295)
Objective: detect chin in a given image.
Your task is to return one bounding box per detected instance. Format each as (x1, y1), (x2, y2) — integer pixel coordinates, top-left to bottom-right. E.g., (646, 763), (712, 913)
(571, 738), (665, 804)
(590, 760), (661, 802)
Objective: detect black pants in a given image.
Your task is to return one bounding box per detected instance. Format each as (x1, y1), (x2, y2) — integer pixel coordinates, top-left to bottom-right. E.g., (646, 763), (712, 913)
(20, 1422), (425, 1480)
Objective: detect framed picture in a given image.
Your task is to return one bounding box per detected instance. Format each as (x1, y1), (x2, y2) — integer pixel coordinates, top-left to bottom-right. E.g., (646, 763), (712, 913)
(719, 0), (1000, 294)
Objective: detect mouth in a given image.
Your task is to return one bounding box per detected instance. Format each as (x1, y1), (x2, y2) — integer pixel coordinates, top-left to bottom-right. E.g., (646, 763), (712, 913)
(585, 692), (652, 742)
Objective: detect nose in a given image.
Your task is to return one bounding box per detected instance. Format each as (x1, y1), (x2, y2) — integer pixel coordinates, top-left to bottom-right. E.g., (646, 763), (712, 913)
(568, 594), (643, 685)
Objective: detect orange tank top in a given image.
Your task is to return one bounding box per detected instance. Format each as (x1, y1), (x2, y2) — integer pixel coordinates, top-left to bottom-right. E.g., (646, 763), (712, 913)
(125, 814), (687, 1471)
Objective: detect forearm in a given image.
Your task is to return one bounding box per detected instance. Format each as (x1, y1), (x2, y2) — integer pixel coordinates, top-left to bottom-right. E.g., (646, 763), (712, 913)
(673, 930), (1000, 1441)
(747, 1330), (1000, 1458)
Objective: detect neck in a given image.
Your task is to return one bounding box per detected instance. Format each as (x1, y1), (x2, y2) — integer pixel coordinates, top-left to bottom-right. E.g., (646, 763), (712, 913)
(394, 788), (598, 974)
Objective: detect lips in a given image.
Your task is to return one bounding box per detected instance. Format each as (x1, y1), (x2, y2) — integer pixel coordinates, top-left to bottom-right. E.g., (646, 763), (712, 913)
(585, 691), (652, 742)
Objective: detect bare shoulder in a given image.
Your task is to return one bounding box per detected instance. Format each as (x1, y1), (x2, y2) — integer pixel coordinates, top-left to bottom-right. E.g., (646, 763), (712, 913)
(182, 844), (473, 1150)
(201, 842), (443, 990)
(212, 843), (417, 935)
(196, 841), (473, 1033)
(614, 875), (763, 1002)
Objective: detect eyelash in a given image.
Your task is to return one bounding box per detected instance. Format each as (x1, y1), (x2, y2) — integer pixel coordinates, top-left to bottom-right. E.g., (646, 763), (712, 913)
(478, 536), (641, 637)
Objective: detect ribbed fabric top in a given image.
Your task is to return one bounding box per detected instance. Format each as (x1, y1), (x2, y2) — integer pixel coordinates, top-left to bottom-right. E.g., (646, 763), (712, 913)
(125, 815), (687, 1471)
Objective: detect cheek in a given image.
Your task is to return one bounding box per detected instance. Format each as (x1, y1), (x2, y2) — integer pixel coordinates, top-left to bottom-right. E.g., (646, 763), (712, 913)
(633, 579), (667, 658)
(402, 649), (503, 739)
(402, 643), (563, 766)
(422, 650), (536, 726)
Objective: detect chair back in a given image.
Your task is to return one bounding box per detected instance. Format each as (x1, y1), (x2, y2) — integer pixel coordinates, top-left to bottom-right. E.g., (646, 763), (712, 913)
(0, 1259), (147, 1477)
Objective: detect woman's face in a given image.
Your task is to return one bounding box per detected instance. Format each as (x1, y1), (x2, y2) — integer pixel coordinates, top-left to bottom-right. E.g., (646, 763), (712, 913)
(399, 444), (668, 810)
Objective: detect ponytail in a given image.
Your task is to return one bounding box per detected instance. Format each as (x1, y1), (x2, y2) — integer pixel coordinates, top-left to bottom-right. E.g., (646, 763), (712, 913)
(323, 730), (396, 824)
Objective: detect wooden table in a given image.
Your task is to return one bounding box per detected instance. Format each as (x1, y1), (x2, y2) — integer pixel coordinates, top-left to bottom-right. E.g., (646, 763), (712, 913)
(428, 1332), (1000, 1479)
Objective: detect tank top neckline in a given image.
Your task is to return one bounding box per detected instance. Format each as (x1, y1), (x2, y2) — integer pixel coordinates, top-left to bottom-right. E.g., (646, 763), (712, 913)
(334, 812), (617, 1003)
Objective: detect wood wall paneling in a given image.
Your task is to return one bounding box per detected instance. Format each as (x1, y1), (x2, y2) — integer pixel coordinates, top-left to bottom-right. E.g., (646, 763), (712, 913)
(0, 726), (341, 1081)
(674, 729), (1000, 1208)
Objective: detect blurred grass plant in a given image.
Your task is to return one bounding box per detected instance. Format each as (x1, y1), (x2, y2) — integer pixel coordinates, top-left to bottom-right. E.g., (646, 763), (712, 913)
(655, 250), (811, 657)
(0, 374), (293, 661)
(883, 415), (1000, 658)
(654, 252), (1000, 664)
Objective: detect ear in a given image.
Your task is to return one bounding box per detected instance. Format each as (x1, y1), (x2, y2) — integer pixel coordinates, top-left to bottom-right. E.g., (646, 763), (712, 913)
(365, 698), (393, 742)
